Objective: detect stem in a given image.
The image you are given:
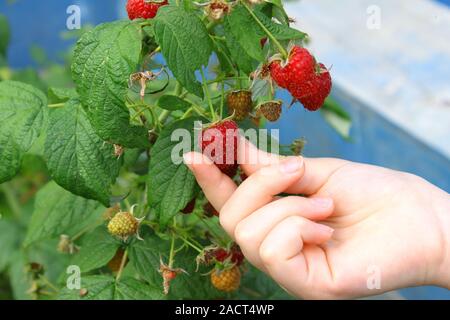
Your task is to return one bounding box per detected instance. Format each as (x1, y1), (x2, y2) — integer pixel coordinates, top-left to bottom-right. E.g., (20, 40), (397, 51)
(178, 235), (203, 253)
(115, 249), (129, 282)
(200, 68), (217, 122)
(242, 1), (288, 59)
(168, 232), (176, 268)
(193, 211), (227, 246)
(219, 81), (225, 118)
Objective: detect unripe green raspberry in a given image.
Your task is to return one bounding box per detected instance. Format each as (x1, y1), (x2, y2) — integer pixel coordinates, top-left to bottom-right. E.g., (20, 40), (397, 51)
(108, 212), (139, 239)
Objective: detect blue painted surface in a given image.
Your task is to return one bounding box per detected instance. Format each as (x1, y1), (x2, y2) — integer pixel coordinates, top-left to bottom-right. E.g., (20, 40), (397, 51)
(0, 0), (127, 68)
(1, 0), (449, 300)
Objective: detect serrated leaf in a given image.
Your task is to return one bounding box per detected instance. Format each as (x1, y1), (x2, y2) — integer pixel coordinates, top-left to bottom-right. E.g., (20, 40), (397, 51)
(128, 230), (223, 299)
(254, 10), (307, 41)
(47, 87), (77, 104)
(153, 6), (213, 97)
(58, 275), (164, 300)
(72, 20), (148, 148)
(148, 117), (200, 227)
(24, 181), (105, 246)
(44, 98), (121, 206)
(0, 220), (21, 272)
(223, 21), (257, 75)
(128, 231), (169, 286)
(226, 5), (264, 61)
(157, 95), (191, 111)
(72, 226), (120, 273)
(0, 81), (46, 183)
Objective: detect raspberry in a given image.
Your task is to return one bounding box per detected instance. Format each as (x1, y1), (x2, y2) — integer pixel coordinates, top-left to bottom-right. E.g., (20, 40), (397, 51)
(204, 202), (219, 217)
(259, 101), (282, 122)
(200, 120), (239, 176)
(270, 46), (315, 90)
(210, 266), (241, 292)
(227, 90), (253, 121)
(270, 46), (332, 111)
(181, 199), (196, 214)
(294, 64), (332, 111)
(107, 211), (139, 239)
(206, 0), (230, 21)
(126, 0), (168, 20)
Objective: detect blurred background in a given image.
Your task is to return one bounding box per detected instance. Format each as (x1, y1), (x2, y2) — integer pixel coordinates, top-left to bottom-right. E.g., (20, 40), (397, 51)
(0, 0), (449, 299)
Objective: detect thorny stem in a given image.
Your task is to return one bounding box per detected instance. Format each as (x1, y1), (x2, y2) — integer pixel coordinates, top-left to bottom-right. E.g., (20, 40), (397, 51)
(178, 234), (203, 253)
(193, 211), (227, 247)
(242, 1), (288, 59)
(168, 219), (177, 268)
(115, 249), (129, 282)
(200, 68), (217, 122)
(220, 81), (225, 118)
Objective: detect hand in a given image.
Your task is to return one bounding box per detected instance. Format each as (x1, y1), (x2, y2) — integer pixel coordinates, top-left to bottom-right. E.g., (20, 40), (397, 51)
(184, 137), (450, 299)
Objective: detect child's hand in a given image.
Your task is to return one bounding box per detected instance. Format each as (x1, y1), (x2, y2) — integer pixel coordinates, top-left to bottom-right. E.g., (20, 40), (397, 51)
(184, 137), (450, 299)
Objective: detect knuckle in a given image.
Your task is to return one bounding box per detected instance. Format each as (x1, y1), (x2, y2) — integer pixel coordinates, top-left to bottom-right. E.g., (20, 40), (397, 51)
(259, 245), (278, 266)
(234, 222), (254, 244)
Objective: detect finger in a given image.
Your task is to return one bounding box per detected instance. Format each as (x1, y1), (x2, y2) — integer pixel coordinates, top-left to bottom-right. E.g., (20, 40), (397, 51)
(234, 197), (334, 268)
(238, 136), (348, 195)
(183, 152), (237, 211)
(220, 156), (304, 237)
(259, 216), (334, 298)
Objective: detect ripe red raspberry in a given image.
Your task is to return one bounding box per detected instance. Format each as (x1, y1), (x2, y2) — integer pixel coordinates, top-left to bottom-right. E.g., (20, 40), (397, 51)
(270, 46), (332, 111)
(126, 0), (168, 20)
(200, 120), (239, 177)
(294, 64), (332, 111)
(204, 202), (219, 217)
(269, 46), (315, 89)
(181, 199), (196, 214)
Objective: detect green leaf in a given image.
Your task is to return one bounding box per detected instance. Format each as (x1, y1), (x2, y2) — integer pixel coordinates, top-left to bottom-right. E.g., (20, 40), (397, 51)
(321, 98), (352, 140)
(223, 21), (257, 75)
(225, 5), (264, 61)
(58, 275), (164, 300)
(0, 15), (10, 58)
(0, 81), (47, 183)
(72, 20), (149, 148)
(0, 220), (21, 272)
(128, 231), (169, 287)
(254, 10), (307, 41)
(148, 117), (200, 227)
(24, 181), (105, 246)
(157, 95), (191, 111)
(153, 6), (213, 97)
(47, 87), (77, 104)
(8, 252), (34, 300)
(44, 98), (121, 206)
(72, 226), (120, 273)
(128, 230), (223, 299)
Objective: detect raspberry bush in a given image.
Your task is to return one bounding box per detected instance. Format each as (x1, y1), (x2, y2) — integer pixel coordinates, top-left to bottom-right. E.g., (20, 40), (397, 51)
(0, 1), (350, 300)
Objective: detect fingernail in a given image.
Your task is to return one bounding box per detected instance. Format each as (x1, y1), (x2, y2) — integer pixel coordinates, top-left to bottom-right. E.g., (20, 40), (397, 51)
(311, 197), (333, 209)
(317, 223), (334, 235)
(280, 157), (303, 174)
